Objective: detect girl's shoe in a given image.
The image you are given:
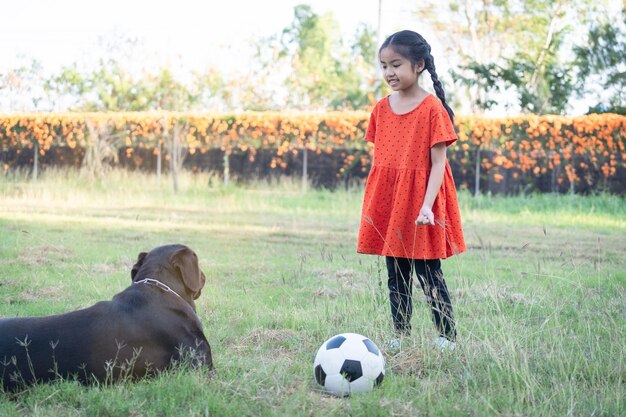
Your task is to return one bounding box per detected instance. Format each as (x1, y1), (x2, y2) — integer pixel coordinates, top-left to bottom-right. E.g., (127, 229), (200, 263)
(432, 336), (456, 353)
(385, 338), (402, 353)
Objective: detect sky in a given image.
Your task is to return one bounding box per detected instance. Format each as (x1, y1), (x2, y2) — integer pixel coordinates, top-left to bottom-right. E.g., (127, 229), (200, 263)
(1, 0), (621, 115)
(0, 0), (437, 110)
(1, 0), (419, 75)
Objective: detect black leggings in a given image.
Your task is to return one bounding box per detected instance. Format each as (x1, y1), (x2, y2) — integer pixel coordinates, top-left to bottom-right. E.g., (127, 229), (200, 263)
(386, 256), (456, 341)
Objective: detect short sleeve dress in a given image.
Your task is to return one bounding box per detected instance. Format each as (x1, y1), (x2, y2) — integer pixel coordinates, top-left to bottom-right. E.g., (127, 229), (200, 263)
(357, 94), (466, 260)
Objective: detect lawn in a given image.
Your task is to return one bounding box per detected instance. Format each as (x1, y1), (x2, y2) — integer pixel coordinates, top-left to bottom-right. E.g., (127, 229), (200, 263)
(0, 169), (624, 416)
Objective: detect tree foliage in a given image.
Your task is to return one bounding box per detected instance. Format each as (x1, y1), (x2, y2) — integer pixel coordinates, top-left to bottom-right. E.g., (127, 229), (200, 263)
(2, 2), (623, 115)
(0, 57), (45, 111)
(40, 34), (232, 112)
(573, 12), (626, 114)
(44, 61), (201, 112)
(276, 4), (377, 110)
(415, 0), (601, 115)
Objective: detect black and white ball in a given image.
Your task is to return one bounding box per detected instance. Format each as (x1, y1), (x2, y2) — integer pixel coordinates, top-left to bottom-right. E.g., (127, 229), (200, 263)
(313, 332), (385, 396)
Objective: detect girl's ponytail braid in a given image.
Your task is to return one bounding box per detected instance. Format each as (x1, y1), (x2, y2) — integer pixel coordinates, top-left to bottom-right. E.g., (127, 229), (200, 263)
(425, 55), (455, 124)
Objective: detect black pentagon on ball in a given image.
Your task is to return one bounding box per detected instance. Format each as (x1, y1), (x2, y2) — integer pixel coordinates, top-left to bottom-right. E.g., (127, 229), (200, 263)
(375, 371), (384, 386)
(314, 364), (327, 385)
(340, 359), (363, 381)
(326, 335), (346, 349)
(362, 338), (380, 355)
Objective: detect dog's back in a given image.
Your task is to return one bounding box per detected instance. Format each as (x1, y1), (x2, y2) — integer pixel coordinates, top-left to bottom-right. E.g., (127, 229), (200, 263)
(1, 305), (105, 390)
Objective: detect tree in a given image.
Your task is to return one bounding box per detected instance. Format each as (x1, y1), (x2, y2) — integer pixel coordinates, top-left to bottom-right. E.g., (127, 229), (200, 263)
(414, 0), (512, 113)
(275, 4), (378, 110)
(573, 12), (626, 114)
(0, 57), (45, 112)
(414, 0), (596, 114)
(191, 67), (231, 112)
(148, 68), (198, 111)
(343, 23), (381, 109)
(43, 33), (202, 112)
(278, 4), (344, 109)
(413, 0), (601, 197)
(45, 61), (200, 112)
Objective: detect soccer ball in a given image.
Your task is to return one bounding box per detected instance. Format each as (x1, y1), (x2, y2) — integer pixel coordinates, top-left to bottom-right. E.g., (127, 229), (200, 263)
(313, 332), (385, 396)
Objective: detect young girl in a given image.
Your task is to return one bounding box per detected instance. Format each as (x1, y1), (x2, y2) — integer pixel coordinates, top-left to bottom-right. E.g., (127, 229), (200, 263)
(357, 30), (466, 352)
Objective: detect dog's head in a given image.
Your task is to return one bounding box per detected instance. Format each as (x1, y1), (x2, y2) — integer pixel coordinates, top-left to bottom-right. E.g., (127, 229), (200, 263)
(131, 244), (206, 309)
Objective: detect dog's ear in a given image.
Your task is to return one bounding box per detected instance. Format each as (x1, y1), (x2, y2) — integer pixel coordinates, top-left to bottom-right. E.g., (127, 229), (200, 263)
(171, 246), (204, 296)
(131, 252), (148, 280)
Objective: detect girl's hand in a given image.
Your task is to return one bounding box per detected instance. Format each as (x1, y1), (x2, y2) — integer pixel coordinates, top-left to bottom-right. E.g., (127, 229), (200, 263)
(416, 205), (435, 226)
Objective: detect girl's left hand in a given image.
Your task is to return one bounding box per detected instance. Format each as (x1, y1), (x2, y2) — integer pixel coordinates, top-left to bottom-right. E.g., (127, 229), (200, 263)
(416, 206), (435, 226)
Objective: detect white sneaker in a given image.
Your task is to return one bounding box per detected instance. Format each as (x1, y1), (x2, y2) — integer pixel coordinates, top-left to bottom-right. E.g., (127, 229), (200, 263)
(385, 338), (402, 353)
(432, 336), (456, 353)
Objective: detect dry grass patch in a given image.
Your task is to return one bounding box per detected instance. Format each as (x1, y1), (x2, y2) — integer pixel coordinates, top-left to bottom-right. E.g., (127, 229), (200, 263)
(455, 283), (540, 305)
(465, 222), (626, 264)
(17, 245), (74, 267)
(387, 346), (425, 377)
(234, 328), (300, 360)
(19, 285), (65, 302)
(314, 286), (341, 298)
(88, 258), (133, 276)
(316, 269), (368, 290)
(312, 269), (371, 302)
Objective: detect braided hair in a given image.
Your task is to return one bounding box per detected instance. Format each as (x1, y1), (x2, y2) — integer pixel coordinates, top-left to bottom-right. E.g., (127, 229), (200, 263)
(380, 30), (454, 123)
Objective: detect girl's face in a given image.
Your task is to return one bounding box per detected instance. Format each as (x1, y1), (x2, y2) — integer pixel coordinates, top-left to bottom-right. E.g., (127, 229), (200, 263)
(379, 47), (423, 92)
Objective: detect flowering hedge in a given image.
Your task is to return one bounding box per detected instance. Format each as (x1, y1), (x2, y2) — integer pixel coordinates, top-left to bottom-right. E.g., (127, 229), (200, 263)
(0, 112), (624, 193)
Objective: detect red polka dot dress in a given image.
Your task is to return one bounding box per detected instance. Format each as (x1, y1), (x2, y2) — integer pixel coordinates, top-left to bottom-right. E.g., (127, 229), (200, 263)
(357, 95), (466, 259)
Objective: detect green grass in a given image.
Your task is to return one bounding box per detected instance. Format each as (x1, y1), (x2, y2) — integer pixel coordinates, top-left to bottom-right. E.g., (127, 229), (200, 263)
(0, 168), (624, 416)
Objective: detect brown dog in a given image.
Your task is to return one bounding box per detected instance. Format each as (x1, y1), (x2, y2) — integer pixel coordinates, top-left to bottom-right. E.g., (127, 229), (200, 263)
(0, 244), (212, 391)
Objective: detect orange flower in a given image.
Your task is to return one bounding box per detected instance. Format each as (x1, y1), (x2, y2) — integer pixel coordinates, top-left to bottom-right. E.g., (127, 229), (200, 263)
(0, 112), (623, 189)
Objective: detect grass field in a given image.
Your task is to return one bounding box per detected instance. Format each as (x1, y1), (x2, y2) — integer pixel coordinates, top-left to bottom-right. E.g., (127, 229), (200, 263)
(0, 169), (624, 416)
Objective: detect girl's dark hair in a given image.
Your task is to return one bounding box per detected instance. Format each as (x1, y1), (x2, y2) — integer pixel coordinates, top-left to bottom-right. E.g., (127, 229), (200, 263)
(380, 30), (454, 123)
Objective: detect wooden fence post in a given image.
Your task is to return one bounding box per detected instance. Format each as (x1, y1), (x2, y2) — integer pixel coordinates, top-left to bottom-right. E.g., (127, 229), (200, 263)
(223, 151), (230, 187)
(474, 146), (481, 197)
(302, 146), (308, 193)
(32, 141), (39, 181)
(156, 142), (162, 180)
(168, 121), (188, 193)
(158, 116), (167, 181)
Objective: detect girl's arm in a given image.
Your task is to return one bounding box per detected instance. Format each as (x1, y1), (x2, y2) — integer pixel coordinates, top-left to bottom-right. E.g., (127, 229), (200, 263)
(416, 142), (446, 225)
